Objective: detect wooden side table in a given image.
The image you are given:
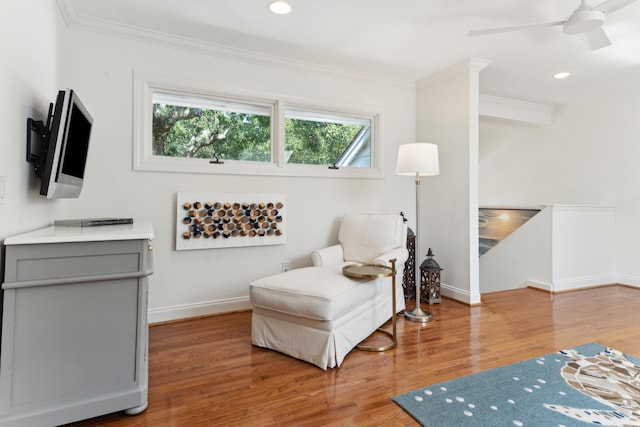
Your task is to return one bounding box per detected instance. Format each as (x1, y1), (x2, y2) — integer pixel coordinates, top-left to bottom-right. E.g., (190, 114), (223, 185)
(342, 259), (397, 352)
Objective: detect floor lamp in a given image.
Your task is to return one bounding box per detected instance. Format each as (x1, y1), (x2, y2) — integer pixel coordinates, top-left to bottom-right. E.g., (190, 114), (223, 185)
(396, 142), (440, 323)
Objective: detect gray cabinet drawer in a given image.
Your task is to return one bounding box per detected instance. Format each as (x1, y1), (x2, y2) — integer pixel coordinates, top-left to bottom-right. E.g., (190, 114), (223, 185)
(3, 240), (151, 285)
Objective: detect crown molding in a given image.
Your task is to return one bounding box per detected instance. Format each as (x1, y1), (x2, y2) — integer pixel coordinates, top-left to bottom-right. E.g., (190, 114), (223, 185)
(479, 94), (555, 126)
(56, 0), (415, 89)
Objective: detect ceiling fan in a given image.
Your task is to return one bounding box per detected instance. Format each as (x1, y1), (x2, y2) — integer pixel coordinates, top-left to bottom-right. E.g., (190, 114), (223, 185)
(468, 0), (639, 50)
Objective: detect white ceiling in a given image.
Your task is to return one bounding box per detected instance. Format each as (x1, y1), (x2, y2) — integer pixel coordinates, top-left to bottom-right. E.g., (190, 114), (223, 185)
(60, 0), (640, 106)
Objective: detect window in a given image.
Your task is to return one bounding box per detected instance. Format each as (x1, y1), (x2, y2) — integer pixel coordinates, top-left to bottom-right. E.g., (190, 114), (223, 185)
(134, 72), (381, 178)
(284, 108), (372, 168)
(152, 92), (272, 163)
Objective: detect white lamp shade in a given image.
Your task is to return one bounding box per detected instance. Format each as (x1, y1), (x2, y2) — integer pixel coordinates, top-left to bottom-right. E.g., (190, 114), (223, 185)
(396, 143), (440, 176)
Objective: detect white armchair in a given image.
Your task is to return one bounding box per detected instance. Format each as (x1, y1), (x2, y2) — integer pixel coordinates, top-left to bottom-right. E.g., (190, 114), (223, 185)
(250, 213), (408, 369)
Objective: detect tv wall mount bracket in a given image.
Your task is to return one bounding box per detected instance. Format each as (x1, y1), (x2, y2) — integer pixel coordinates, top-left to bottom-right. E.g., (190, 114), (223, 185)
(26, 103), (54, 178)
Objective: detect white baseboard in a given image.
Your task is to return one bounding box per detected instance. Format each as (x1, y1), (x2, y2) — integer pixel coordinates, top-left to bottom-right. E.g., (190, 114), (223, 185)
(149, 282), (480, 323)
(617, 274), (640, 288)
(441, 283), (481, 305)
(148, 296), (251, 324)
(147, 276), (639, 324)
(527, 280), (553, 292)
(551, 274), (618, 292)
(528, 274), (633, 293)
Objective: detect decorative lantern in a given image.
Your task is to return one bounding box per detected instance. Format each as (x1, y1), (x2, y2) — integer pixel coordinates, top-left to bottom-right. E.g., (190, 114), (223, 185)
(420, 248), (442, 304)
(402, 227), (416, 301)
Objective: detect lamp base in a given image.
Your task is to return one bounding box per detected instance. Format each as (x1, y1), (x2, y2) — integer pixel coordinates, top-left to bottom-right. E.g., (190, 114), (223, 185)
(404, 307), (433, 323)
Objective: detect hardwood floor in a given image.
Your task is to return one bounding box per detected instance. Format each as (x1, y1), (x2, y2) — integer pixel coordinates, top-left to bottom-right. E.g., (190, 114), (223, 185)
(69, 286), (640, 426)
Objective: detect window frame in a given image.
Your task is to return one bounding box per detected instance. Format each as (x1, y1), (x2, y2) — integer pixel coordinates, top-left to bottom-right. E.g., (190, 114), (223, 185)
(133, 71), (383, 178)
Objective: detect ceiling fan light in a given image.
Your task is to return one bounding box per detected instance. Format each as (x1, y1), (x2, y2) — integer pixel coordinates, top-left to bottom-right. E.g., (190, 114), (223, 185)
(269, 1), (292, 15)
(563, 10), (605, 35)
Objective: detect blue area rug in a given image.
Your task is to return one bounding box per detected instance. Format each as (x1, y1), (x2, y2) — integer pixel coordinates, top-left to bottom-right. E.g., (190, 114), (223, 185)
(393, 343), (640, 426)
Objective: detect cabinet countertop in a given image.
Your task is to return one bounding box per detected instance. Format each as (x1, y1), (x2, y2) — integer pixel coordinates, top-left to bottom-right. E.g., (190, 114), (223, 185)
(4, 222), (154, 245)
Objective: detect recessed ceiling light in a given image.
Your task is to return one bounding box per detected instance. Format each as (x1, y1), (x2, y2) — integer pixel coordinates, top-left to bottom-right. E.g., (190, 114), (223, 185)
(553, 72), (572, 79)
(269, 1), (292, 15)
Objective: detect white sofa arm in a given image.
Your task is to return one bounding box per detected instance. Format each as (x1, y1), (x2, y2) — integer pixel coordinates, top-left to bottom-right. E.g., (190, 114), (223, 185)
(372, 246), (409, 268)
(310, 244), (344, 266)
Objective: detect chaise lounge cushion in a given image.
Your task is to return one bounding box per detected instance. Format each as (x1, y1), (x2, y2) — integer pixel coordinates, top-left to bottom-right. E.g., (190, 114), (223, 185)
(250, 265), (379, 322)
(339, 213), (405, 264)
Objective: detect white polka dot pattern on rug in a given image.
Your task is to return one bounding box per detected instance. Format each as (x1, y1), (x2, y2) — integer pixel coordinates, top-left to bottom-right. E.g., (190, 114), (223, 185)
(409, 383), (532, 423)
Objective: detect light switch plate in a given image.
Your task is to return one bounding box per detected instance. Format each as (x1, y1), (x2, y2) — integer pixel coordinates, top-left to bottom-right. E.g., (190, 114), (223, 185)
(0, 175), (5, 205)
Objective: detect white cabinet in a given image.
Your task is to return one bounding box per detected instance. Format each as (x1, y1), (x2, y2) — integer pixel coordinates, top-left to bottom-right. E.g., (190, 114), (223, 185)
(0, 223), (154, 427)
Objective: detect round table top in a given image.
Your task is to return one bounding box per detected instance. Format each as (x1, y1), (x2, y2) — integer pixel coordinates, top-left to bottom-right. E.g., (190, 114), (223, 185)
(342, 263), (393, 279)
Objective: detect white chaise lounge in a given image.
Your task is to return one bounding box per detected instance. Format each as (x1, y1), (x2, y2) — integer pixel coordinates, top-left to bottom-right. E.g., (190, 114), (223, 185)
(250, 213), (408, 369)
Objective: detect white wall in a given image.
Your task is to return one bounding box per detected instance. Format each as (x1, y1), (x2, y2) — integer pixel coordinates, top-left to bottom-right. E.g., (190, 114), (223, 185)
(480, 205), (616, 293)
(0, 1), (67, 239)
(551, 205), (617, 290)
(479, 91), (640, 290)
(51, 22), (417, 321)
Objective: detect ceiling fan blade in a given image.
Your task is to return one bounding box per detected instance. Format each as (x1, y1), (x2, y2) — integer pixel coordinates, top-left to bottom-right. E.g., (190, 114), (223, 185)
(468, 20), (565, 37)
(585, 27), (612, 49)
(592, 0), (639, 14)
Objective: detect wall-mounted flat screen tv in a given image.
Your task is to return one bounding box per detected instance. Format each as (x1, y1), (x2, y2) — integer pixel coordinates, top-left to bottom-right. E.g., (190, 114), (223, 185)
(39, 89), (93, 199)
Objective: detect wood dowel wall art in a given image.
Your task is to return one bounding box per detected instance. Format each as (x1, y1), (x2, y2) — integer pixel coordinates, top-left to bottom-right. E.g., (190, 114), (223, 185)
(176, 192), (286, 250)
